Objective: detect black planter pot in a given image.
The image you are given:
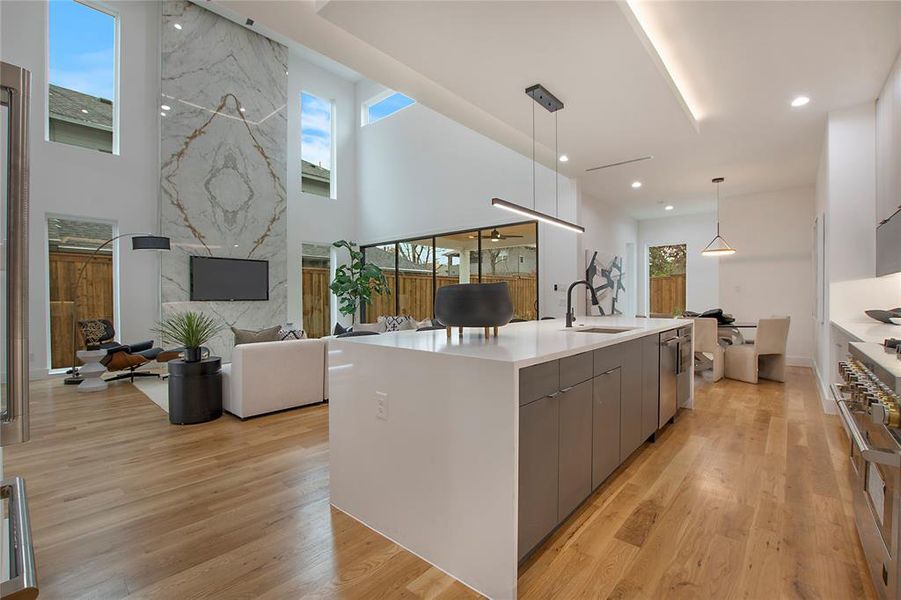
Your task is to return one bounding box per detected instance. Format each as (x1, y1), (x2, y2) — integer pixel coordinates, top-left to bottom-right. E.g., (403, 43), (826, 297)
(183, 347), (202, 363)
(435, 282), (514, 328)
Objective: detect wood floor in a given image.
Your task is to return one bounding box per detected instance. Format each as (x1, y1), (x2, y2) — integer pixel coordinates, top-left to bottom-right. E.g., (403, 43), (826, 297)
(7, 367), (874, 599)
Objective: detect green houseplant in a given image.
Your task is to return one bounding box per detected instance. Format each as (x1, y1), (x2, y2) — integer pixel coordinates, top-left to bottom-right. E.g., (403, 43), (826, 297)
(329, 240), (390, 326)
(155, 311), (223, 363)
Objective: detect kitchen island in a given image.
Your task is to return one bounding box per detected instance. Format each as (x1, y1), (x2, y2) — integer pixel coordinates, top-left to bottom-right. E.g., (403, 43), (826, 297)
(328, 316), (692, 599)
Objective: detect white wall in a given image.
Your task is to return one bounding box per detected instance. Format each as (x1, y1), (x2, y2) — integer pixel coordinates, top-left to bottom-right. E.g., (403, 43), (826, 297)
(637, 212), (719, 315)
(1, 1), (161, 378)
(287, 48), (357, 328)
(356, 83), (579, 317)
(580, 192), (639, 315)
(719, 187), (815, 363)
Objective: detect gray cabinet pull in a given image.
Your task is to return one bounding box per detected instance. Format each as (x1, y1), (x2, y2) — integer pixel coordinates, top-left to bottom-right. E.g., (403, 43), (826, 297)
(1, 477), (38, 600)
(546, 391), (561, 399)
(559, 386), (575, 394)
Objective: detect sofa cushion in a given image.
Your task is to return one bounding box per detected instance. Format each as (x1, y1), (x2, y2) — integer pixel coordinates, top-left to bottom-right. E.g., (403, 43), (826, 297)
(355, 321), (387, 333)
(232, 325), (282, 346)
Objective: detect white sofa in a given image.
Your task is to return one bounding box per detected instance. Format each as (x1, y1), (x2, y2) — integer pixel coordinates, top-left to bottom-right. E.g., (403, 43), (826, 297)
(221, 339), (327, 418)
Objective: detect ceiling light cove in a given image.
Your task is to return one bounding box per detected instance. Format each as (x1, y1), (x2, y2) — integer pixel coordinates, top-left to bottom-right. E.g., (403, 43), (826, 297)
(620, 1), (702, 129)
(631, 181), (642, 189)
(559, 154), (569, 163)
(791, 95), (810, 108)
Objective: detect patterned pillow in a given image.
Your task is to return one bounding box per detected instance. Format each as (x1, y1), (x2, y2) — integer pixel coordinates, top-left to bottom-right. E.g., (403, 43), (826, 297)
(379, 315), (414, 332)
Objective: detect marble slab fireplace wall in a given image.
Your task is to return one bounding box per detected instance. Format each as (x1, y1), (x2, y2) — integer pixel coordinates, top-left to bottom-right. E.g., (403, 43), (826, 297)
(160, 0), (288, 361)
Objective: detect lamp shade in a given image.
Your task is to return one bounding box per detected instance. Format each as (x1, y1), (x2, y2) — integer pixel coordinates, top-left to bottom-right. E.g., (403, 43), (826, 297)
(132, 235), (170, 251)
(701, 234), (736, 256)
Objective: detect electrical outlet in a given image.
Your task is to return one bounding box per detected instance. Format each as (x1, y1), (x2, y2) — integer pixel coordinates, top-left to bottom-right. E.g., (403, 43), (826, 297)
(375, 391), (389, 421)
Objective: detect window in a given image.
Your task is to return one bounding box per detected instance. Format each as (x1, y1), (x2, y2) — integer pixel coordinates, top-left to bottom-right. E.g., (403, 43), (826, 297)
(47, 217), (115, 371)
(48, 0), (118, 153)
(301, 92), (334, 198)
(363, 91), (415, 125)
(648, 244), (686, 316)
(361, 222), (539, 323)
(301, 243), (332, 338)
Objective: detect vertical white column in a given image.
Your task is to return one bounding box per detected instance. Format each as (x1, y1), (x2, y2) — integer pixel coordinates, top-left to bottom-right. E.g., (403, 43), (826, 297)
(459, 250), (471, 283)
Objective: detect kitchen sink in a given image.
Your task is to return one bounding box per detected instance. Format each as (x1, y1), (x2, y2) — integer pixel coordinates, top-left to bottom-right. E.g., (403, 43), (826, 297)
(566, 326), (637, 334)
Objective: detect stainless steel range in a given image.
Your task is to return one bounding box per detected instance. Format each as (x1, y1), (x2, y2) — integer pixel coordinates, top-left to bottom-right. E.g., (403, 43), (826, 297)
(835, 341), (901, 600)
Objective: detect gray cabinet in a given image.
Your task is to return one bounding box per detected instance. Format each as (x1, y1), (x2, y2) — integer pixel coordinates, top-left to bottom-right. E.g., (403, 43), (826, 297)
(557, 380), (592, 521)
(641, 335), (660, 440)
(518, 394), (559, 560)
(619, 340), (643, 461)
(592, 367), (621, 489)
(519, 360), (559, 406)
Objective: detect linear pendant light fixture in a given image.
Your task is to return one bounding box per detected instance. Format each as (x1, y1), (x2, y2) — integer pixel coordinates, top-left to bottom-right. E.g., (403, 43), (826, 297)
(701, 177), (736, 256)
(491, 84), (584, 234)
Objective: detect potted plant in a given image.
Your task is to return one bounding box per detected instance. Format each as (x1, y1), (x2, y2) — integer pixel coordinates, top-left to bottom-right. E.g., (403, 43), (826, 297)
(329, 240), (390, 326)
(155, 311), (223, 362)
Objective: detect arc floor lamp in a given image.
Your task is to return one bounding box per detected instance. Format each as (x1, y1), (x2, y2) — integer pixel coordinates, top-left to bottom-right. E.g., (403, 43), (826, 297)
(64, 233), (170, 385)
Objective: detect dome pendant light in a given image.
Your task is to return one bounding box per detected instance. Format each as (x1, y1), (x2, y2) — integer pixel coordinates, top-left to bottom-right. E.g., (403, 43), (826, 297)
(701, 177), (736, 256)
(491, 84), (584, 234)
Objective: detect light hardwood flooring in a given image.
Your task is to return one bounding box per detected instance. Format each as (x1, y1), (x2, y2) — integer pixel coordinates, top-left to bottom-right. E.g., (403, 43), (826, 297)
(7, 367), (874, 599)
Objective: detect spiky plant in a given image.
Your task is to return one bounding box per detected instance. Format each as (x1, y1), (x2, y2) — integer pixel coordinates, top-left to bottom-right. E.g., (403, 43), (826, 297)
(155, 311), (223, 349)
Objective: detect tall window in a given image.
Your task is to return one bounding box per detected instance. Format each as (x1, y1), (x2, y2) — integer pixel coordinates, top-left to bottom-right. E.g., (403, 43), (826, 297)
(48, 0), (117, 153)
(47, 217), (115, 370)
(363, 91), (415, 125)
(301, 243), (331, 339)
(301, 92), (334, 198)
(648, 244), (686, 317)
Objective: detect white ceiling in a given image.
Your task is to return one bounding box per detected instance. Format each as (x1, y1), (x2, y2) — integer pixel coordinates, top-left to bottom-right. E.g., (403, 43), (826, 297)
(220, 0), (901, 219)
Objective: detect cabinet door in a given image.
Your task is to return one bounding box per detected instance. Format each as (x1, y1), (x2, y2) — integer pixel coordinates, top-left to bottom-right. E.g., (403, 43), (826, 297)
(641, 335), (660, 440)
(518, 395), (559, 560)
(557, 380), (592, 521)
(519, 361), (559, 406)
(619, 340), (643, 461)
(592, 368), (621, 489)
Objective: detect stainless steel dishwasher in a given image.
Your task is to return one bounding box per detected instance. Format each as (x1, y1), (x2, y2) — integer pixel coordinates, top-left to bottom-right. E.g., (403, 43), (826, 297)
(659, 326), (692, 429)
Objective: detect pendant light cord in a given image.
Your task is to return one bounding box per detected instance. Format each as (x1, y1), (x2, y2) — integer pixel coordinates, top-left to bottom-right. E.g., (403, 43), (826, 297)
(555, 111), (559, 218)
(716, 180), (721, 236)
(532, 102), (536, 211)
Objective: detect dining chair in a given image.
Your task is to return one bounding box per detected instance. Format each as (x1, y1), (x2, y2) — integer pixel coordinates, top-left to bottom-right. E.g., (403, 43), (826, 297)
(724, 316), (791, 384)
(693, 318), (724, 382)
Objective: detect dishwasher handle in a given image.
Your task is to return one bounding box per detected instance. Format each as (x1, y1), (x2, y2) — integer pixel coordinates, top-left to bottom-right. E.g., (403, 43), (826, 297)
(837, 400), (901, 468)
(1, 477), (38, 600)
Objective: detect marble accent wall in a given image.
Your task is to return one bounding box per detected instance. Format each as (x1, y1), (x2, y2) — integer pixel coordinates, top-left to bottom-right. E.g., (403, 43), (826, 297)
(160, 1), (287, 361)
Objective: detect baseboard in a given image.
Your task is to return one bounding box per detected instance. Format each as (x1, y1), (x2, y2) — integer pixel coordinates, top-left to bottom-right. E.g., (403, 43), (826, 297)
(786, 355), (812, 368)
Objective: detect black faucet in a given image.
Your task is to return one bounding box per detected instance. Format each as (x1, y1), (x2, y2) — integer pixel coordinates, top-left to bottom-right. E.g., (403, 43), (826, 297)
(566, 280), (600, 327)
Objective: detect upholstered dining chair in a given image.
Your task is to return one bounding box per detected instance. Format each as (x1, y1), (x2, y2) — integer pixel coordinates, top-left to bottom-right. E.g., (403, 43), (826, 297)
(724, 316), (791, 384)
(693, 318), (724, 382)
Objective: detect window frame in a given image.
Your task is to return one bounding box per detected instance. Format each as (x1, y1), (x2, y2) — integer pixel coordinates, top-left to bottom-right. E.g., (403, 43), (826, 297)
(45, 0), (121, 155)
(361, 89), (415, 126)
(300, 90), (337, 200)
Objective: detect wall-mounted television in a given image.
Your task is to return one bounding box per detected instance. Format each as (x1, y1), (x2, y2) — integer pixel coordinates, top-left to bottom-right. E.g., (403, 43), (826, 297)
(190, 256), (269, 301)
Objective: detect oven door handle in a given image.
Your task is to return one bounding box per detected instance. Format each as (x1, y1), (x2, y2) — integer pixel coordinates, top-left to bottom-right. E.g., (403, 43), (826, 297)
(838, 400), (901, 467)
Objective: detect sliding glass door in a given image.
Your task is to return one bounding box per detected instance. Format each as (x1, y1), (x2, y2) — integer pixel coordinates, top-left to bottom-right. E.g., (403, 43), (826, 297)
(361, 221), (538, 323)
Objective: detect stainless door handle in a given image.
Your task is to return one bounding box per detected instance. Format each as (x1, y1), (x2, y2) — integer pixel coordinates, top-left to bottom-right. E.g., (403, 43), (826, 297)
(1, 477), (38, 600)
(559, 386), (575, 394)
(546, 391), (561, 399)
(837, 400), (901, 467)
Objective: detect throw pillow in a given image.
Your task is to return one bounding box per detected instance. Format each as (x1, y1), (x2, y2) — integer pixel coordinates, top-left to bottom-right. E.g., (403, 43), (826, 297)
(232, 325), (282, 346)
(355, 321), (386, 333)
(379, 315), (415, 332)
(334, 322), (349, 336)
(415, 318), (434, 330)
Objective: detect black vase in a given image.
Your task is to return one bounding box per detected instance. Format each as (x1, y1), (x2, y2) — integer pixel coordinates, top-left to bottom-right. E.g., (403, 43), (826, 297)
(434, 282), (514, 328)
(184, 347), (202, 363)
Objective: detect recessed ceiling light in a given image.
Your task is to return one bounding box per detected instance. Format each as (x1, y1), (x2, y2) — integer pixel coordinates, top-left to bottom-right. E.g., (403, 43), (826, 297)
(239, 107), (246, 113)
(80, 108), (88, 114)
(791, 95), (810, 108)
(559, 154), (569, 163)
(161, 104), (171, 111)
(160, 111), (166, 117)
(631, 181), (642, 189)
(173, 23), (182, 30)
(664, 205), (674, 211)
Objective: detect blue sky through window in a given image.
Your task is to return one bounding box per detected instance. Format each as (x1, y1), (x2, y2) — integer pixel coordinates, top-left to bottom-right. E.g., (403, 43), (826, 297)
(367, 92), (415, 124)
(49, 0), (115, 100)
(301, 92), (332, 170)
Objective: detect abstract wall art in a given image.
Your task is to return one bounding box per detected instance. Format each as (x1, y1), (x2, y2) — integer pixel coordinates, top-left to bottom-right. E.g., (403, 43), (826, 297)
(585, 250), (626, 316)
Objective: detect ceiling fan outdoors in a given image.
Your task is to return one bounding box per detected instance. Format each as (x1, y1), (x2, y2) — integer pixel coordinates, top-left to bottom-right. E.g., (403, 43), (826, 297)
(467, 228), (525, 242)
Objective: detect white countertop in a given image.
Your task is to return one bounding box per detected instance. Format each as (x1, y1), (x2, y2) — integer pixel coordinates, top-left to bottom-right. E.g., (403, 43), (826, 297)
(831, 317), (901, 344)
(334, 316), (688, 368)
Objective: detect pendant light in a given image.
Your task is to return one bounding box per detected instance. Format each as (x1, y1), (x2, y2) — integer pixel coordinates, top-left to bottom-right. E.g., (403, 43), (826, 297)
(491, 84), (584, 234)
(701, 177), (736, 256)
